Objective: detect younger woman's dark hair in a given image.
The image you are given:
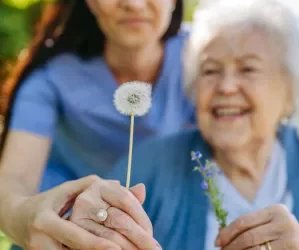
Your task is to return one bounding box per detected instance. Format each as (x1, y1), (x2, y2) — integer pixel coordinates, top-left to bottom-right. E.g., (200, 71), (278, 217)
(0, 0), (183, 155)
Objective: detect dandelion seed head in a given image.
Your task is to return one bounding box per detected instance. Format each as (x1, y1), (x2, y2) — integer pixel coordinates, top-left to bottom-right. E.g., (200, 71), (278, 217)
(206, 171), (213, 177)
(114, 81), (152, 116)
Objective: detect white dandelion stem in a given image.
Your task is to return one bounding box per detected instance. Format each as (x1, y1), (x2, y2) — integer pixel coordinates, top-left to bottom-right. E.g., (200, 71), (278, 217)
(126, 115), (135, 188)
(113, 81), (152, 188)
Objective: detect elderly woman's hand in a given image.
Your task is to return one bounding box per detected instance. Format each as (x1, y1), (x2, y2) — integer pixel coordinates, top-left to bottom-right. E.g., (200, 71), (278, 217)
(69, 177), (162, 250)
(215, 204), (299, 250)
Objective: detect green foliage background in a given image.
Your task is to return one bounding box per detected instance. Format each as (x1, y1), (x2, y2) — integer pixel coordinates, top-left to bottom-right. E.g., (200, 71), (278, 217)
(0, 0), (198, 249)
(0, 0), (49, 65)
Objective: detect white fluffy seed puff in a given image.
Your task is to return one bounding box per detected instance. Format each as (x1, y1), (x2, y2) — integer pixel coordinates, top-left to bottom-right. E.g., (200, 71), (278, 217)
(114, 81), (152, 116)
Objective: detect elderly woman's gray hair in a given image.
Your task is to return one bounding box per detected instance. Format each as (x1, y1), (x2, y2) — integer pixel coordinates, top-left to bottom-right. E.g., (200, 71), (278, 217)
(184, 0), (299, 119)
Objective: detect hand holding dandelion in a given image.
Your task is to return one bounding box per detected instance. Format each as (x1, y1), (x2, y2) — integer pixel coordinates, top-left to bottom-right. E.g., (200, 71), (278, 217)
(191, 151), (228, 228)
(114, 81), (152, 188)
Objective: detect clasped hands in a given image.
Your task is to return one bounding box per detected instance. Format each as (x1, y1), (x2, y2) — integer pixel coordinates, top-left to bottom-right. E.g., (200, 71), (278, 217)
(21, 176), (299, 250)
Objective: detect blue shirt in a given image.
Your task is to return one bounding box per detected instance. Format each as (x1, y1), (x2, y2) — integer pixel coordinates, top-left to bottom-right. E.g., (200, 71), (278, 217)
(9, 32), (194, 190)
(109, 125), (299, 250)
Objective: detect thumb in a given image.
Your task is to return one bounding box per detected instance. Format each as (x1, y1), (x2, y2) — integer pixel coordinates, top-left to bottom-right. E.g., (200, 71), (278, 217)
(130, 183), (146, 204)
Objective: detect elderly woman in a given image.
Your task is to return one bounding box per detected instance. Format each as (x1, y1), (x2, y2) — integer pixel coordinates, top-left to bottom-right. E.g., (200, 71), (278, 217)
(65, 0), (299, 249)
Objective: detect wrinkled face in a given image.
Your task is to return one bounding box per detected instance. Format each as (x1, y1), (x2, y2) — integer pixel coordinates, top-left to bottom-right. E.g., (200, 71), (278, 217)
(86, 0), (176, 48)
(195, 26), (293, 151)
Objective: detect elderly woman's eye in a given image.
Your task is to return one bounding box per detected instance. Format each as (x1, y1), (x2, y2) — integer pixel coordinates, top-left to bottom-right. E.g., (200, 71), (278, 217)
(202, 69), (220, 75)
(241, 67), (256, 73)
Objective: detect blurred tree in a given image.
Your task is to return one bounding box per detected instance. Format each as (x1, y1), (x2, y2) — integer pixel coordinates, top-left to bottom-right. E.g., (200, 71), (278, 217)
(0, 6), (30, 60)
(0, 0), (45, 62)
(0, 0), (46, 84)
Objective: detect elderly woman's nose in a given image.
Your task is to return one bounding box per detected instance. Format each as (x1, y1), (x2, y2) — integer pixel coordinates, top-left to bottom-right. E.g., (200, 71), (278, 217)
(217, 74), (240, 95)
(124, 0), (147, 10)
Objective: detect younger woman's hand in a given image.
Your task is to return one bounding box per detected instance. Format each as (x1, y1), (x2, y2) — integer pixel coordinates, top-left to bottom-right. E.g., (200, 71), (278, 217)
(13, 175), (121, 250)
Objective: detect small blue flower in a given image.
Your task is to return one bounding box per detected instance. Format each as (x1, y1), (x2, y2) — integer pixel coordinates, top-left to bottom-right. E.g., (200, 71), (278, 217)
(206, 171), (213, 177)
(191, 151), (202, 161)
(201, 180), (208, 190)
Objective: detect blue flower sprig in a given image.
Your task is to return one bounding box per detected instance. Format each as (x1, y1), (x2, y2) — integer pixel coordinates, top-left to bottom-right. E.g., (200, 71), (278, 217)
(191, 151), (228, 228)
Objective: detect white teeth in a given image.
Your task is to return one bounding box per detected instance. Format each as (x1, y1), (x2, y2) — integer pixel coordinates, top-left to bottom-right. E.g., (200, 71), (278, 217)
(215, 108), (242, 116)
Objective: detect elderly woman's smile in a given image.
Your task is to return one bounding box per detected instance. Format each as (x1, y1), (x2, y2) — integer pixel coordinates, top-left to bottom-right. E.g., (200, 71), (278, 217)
(211, 106), (251, 120)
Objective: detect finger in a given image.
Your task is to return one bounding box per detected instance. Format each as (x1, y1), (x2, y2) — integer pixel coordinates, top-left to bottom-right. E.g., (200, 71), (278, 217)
(130, 184), (146, 204)
(101, 182), (153, 234)
(104, 206), (160, 250)
(221, 223), (280, 250)
(41, 212), (121, 250)
(29, 232), (65, 250)
(76, 198), (157, 249)
(52, 175), (100, 214)
(245, 238), (298, 250)
(75, 218), (139, 250)
(79, 184), (145, 222)
(111, 180), (121, 185)
(106, 180), (121, 185)
(216, 208), (273, 247)
(74, 192), (110, 223)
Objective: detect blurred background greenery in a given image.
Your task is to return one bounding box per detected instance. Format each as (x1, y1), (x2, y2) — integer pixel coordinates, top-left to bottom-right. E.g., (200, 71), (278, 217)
(0, 0), (199, 249)
(0, 0), (57, 84)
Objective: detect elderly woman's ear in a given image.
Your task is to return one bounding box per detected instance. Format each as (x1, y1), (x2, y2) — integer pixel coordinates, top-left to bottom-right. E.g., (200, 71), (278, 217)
(282, 97), (294, 122)
(280, 70), (296, 122)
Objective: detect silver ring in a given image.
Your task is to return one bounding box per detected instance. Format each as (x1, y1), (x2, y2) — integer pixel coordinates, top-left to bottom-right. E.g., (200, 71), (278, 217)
(96, 208), (109, 222)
